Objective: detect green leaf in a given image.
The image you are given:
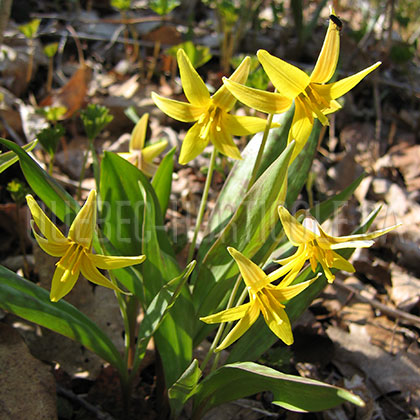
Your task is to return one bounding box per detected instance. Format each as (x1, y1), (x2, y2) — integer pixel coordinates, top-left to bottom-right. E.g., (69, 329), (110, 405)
(37, 124), (64, 156)
(43, 42), (59, 58)
(0, 140), (37, 173)
(0, 265), (126, 377)
(191, 362), (364, 417)
(0, 138), (79, 223)
(100, 152), (194, 387)
(81, 104), (113, 141)
(167, 41), (212, 69)
(149, 0), (180, 15)
(18, 18), (40, 39)
(131, 261), (196, 377)
(192, 141), (295, 340)
(168, 359), (202, 418)
(151, 146), (175, 216)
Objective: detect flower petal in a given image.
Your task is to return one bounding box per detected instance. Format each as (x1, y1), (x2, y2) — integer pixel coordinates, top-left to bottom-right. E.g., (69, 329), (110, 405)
(50, 262), (79, 302)
(278, 206), (317, 245)
(130, 113), (148, 151)
(215, 302), (260, 351)
(257, 49), (309, 99)
(177, 49), (210, 107)
(179, 123), (209, 164)
(88, 253), (146, 269)
(260, 295), (293, 345)
(31, 221), (69, 257)
(288, 98), (314, 161)
(26, 194), (66, 244)
(200, 302), (252, 324)
(223, 78), (292, 114)
(317, 62), (381, 100)
(331, 251), (355, 273)
(228, 247), (267, 292)
(68, 190), (96, 248)
(142, 140), (168, 163)
(212, 56), (250, 111)
(310, 19), (340, 84)
(211, 119), (242, 160)
(80, 253), (128, 293)
(224, 114), (270, 136)
(152, 92), (205, 122)
(271, 275), (318, 301)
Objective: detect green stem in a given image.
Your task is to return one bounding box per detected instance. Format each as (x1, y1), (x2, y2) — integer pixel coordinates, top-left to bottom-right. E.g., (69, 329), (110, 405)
(187, 147), (218, 262)
(77, 148), (90, 201)
(48, 154), (54, 176)
(88, 138), (101, 191)
(246, 112), (274, 192)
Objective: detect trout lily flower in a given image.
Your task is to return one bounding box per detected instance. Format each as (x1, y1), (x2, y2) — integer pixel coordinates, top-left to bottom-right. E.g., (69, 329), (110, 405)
(223, 15), (381, 161)
(152, 49), (269, 164)
(200, 247), (318, 350)
(26, 190), (145, 302)
(277, 206), (400, 283)
(118, 113), (168, 177)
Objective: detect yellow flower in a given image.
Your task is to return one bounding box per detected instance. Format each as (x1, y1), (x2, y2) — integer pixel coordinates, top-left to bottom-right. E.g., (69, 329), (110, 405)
(118, 113), (168, 177)
(223, 16), (381, 161)
(152, 49), (269, 164)
(200, 247), (318, 350)
(277, 206), (400, 284)
(26, 190), (145, 302)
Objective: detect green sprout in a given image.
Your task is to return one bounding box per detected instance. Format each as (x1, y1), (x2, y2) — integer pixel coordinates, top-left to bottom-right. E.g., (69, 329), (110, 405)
(18, 18), (41, 83)
(43, 42), (59, 92)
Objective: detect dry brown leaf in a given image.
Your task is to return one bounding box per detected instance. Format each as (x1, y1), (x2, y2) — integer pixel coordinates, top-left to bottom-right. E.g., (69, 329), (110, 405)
(142, 25), (182, 45)
(40, 64), (92, 119)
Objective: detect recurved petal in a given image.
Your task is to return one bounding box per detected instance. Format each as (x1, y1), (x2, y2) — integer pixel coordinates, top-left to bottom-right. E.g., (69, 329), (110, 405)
(310, 18), (340, 84)
(319, 222), (401, 248)
(80, 253), (128, 293)
(69, 190), (96, 248)
(211, 121), (242, 160)
(31, 222), (69, 257)
(257, 49), (309, 99)
(88, 253), (145, 269)
(179, 123), (209, 164)
(212, 56), (250, 111)
(177, 49), (210, 107)
(224, 114), (270, 136)
(215, 302), (260, 351)
(152, 92), (206, 123)
(227, 247), (267, 291)
(200, 302), (252, 324)
(142, 140), (168, 162)
(272, 275), (319, 301)
(50, 263), (79, 302)
(223, 78), (292, 114)
(261, 295), (293, 345)
(278, 206), (317, 245)
(288, 98), (314, 161)
(26, 194), (66, 244)
(130, 113), (148, 151)
(320, 62), (381, 100)
(332, 251), (355, 273)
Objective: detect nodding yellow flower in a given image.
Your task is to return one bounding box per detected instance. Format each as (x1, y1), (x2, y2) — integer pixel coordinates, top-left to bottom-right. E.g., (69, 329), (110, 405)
(200, 247), (318, 350)
(223, 14), (381, 161)
(152, 49), (269, 164)
(118, 113), (168, 177)
(26, 190), (145, 302)
(277, 206), (400, 284)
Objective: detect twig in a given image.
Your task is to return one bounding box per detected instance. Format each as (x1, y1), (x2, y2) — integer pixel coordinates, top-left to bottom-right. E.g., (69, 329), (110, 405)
(334, 278), (420, 328)
(56, 384), (116, 420)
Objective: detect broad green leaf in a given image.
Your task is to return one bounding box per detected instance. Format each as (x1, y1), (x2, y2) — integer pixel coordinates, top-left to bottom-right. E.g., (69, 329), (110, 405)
(0, 265), (126, 377)
(131, 261), (196, 379)
(167, 41), (212, 69)
(151, 146), (175, 216)
(192, 141), (295, 341)
(100, 152), (194, 387)
(0, 140), (37, 173)
(191, 362), (364, 417)
(169, 359), (202, 418)
(0, 138), (79, 223)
